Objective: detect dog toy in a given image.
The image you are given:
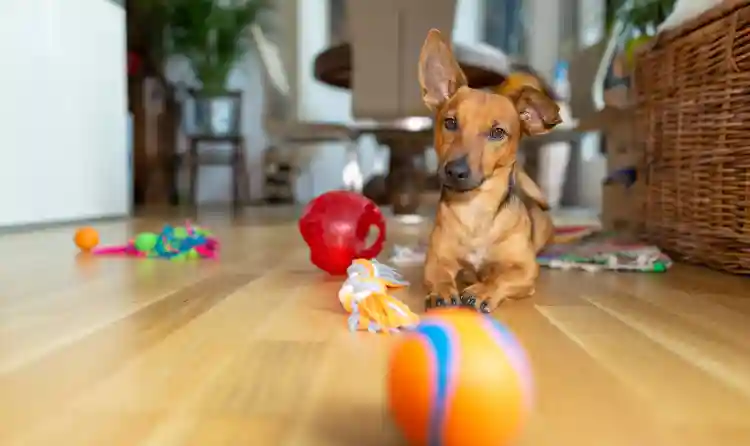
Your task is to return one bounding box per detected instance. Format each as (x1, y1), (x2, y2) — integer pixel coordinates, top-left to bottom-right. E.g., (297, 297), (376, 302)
(85, 221), (219, 260)
(338, 259), (419, 333)
(74, 227), (100, 252)
(387, 309), (533, 446)
(299, 190), (386, 275)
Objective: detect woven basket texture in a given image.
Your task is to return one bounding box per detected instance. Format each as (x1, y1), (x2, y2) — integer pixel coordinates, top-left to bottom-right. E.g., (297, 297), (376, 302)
(634, 0), (750, 274)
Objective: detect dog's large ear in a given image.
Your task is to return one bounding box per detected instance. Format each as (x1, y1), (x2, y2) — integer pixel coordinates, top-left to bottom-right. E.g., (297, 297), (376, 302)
(512, 86), (562, 135)
(418, 29), (468, 111)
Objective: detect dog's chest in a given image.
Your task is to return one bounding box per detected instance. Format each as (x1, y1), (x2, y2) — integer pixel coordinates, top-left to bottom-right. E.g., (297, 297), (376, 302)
(464, 244), (489, 270)
(452, 203), (504, 271)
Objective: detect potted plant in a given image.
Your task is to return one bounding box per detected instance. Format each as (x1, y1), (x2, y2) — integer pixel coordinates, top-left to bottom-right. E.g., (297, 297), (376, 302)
(133, 0), (271, 136)
(165, 0), (272, 136)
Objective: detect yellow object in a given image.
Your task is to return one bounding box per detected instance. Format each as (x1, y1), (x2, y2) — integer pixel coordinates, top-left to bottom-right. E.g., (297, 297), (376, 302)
(494, 72), (544, 97)
(338, 259), (419, 333)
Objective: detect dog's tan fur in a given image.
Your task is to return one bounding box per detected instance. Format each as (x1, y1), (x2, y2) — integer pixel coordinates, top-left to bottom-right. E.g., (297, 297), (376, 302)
(419, 29), (562, 313)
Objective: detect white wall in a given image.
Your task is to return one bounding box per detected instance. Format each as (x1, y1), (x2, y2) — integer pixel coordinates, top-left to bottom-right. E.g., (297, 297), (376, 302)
(293, 0), (356, 201)
(453, 0), (484, 45)
(0, 0), (129, 226)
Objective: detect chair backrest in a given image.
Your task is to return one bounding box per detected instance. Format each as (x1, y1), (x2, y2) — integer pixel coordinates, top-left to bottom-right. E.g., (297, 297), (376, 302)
(346, 0), (400, 120)
(347, 0), (457, 120)
(400, 0), (456, 117)
(251, 23), (295, 127)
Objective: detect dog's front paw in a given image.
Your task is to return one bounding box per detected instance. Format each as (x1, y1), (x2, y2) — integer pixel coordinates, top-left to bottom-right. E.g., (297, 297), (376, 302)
(425, 292), (460, 310)
(460, 285), (505, 314)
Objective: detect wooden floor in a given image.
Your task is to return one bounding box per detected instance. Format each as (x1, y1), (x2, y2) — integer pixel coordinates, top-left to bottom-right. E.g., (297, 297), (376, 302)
(1, 208), (750, 445)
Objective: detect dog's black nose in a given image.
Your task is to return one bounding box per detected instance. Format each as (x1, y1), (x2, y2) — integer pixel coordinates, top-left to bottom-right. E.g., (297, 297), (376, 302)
(443, 156), (471, 182)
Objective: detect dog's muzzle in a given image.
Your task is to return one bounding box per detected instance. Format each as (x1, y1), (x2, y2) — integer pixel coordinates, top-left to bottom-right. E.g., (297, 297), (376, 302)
(441, 155), (482, 192)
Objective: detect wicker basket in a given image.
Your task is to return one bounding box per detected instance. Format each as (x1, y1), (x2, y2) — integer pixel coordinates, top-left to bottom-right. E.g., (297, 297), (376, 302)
(634, 0), (750, 274)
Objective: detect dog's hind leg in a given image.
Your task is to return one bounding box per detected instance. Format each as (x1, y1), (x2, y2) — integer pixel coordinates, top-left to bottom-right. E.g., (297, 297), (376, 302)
(529, 206), (554, 253)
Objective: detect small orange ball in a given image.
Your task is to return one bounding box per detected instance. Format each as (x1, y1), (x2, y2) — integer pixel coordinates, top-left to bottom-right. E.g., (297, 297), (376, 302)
(74, 227), (99, 251)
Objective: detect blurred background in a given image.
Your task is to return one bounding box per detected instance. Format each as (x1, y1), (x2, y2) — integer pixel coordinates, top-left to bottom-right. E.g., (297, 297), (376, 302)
(0, 0), (672, 227)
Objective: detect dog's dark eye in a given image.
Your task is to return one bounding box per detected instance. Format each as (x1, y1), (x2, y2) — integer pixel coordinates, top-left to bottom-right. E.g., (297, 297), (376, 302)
(488, 127), (507, 141)
(444, 117), (458, 131)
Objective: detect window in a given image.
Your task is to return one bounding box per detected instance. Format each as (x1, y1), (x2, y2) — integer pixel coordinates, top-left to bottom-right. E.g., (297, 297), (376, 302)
(484, 0), (583, 59)
(329, 0), (347, 44)
(483, 0), (526, 57)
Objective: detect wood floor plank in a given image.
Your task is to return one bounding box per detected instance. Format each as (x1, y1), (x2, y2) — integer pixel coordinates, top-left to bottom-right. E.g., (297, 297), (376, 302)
(537, 305), (750, 424)
(0, 273), (257, 444)
(503, 303), (668, 446)
(605, 273), (750, 347)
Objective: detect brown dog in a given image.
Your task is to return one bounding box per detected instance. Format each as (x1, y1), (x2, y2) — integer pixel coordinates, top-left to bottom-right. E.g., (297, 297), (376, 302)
(419, 29), (562, 313)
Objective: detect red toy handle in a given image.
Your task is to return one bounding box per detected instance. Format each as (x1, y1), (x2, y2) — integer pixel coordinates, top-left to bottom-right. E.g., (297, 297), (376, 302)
(356, 203), (386, 259)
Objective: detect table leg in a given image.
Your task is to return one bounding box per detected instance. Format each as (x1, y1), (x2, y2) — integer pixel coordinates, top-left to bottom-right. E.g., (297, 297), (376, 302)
(232, 139), (250, 217)
(188, 139), (199, 209)
(381, 137), (427, 215)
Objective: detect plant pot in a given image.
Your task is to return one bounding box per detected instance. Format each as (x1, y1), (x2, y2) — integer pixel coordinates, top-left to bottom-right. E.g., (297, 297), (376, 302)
(186, 90), (242, 136)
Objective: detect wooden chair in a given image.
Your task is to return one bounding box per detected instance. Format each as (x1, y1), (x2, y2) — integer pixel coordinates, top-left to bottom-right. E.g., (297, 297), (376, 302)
(176, 90), (251, 214)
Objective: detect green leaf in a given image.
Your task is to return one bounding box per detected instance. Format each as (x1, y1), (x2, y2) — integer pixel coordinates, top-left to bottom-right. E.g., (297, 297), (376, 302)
(614, 0), (676, 35)
(133, 0), (272, 90)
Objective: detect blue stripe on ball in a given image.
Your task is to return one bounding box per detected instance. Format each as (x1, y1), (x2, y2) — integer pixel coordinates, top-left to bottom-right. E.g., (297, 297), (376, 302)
(416, 321), (457, 446)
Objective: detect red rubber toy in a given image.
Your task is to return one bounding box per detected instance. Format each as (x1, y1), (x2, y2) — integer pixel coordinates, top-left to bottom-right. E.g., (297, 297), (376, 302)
(299, 190), (386, 275)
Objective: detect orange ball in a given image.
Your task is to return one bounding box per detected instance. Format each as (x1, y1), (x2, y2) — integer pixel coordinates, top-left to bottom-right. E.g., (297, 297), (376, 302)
(74, 227), (99, 251)
(386, 308), (533, 446)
